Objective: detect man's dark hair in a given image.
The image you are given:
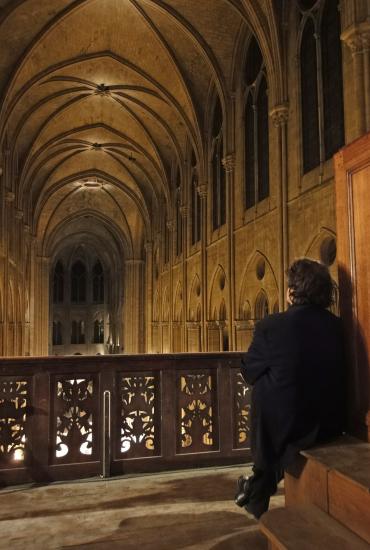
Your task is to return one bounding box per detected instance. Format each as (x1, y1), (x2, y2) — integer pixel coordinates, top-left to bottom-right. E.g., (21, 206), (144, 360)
(287, 258), (335, 308)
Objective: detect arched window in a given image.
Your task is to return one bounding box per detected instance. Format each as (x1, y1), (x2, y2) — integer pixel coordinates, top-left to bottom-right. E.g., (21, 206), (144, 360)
(175, 168), (182, 257)
(321, 0), (344, 160)
(245, 93), (255, 208)
(191, 150), (201, 245)
(71, 261), (86, 303)
(244, 36), (269, 208)
(52, 321), (63, 345)
(93, 261), (104, 303)
(301, 17), (320, 173)
(211, 96), (226, 230)
(93, 319), (104, 343)
(53, 261), (64, 303)
(300, 1), (344, 173)
(257, 76), (269, 201)
(71, 320), (85, 344)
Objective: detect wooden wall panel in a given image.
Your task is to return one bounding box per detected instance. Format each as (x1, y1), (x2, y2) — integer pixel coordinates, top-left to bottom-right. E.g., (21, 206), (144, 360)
(334, 132), (370, 440)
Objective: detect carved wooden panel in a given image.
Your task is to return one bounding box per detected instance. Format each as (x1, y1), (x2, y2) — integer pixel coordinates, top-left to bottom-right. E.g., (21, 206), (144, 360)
(232, 371), (251, 449)
(52, 376), (98, 463)
(0, 378), (30, 465)
(177, 370), (218, 453)
(118, 373), (159, 458)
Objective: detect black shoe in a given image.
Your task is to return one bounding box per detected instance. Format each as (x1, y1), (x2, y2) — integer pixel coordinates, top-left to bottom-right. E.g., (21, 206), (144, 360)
(234, 475), (251, 507)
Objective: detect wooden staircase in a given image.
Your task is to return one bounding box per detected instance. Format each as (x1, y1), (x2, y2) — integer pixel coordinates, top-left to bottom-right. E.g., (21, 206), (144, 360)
(260, 436), (370, 549)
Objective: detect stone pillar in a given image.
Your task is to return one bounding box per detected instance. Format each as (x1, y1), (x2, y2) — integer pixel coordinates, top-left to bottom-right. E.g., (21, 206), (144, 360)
(14, 208), (24, 355)
(341, 19), (370, 138)
(123, 259), (144, 353)
(222, 153), (236, 350)
(3, 191), (15, 356)
(33, 255), (50, 356)
(166, 219), (174, 352)
(270, 104), (289, 311)
(180, 206), (188, 351)
(145, 241), (153, 353)
(197, 183), (208, 351)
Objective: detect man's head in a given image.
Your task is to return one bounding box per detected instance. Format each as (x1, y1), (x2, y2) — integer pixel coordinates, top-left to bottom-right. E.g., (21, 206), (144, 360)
(286, 258), (335, 308)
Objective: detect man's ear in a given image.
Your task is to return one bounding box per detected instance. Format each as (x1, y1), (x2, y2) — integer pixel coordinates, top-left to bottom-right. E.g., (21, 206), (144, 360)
(286, 287), (293, 305)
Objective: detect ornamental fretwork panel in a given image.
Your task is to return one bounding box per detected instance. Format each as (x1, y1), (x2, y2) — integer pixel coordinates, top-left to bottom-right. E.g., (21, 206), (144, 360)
(52, 376), (98, 463)
(233, 371), (251, 449)
(118, 374), (159, 458)
(177, 371), (218, 453)
(0, 378), (30, 466)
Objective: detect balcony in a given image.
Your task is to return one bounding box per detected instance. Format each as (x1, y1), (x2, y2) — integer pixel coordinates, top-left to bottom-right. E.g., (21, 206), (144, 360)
(0, 353), (251, 485)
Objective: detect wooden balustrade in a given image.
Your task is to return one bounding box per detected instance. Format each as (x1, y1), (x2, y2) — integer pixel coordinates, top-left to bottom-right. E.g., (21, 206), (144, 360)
(0, 353), (251, 485)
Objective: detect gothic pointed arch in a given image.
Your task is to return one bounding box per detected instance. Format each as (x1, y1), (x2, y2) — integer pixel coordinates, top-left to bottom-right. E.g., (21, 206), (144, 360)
(255, 289), (269, 320)
(188, 274), (201, 322)
(162, 286), (170, 323)
(209, 264), (227, 320)
(238, 251), (278, 319)
(173, 282), (183, 323)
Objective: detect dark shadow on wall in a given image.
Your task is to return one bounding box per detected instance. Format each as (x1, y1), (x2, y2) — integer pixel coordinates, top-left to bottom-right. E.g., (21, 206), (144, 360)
(338, 264), (369, 440)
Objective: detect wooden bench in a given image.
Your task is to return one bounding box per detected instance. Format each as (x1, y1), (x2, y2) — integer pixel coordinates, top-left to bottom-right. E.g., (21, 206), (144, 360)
(260, 504), (369, 550)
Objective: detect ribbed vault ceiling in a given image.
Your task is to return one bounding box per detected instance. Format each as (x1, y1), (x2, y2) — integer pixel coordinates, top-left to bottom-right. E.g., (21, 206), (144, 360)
(0, 0), (281, 259)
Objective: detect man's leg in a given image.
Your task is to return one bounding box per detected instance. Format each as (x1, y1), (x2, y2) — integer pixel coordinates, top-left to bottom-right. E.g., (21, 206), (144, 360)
(235, 465), (283, 519)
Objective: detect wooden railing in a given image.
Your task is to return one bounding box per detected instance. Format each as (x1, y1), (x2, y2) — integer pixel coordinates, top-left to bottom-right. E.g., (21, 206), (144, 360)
(0, 353), (251, 485)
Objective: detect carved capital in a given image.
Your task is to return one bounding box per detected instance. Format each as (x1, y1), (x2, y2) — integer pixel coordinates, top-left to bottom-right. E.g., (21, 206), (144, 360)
(15, 209), (23, 220)
(179, 205), (188, 218)
(144, 241), (153, 253)
(166, 219), (174, 231)
(5, 191), (15, 203)
(270, 104), (289, 127)
(341, 22), (370, 54)
(197, 183), (208, 199)
(222, 154), (236, 172)
(24, 224), (31, 234)
(125, 258), (144, 266)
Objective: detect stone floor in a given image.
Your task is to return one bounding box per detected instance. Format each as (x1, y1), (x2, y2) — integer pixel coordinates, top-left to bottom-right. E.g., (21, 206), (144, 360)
(0, 465), (284, 549)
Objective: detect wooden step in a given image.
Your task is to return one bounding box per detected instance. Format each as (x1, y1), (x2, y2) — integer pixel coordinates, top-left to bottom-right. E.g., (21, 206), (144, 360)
(284, 436), (370, 543)
(260, 505), (370, 550)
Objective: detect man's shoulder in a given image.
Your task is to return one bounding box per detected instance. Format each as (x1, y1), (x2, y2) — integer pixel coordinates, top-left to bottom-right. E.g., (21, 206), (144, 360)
(256, 311), (287, 330)
(257, 305), (340, 329)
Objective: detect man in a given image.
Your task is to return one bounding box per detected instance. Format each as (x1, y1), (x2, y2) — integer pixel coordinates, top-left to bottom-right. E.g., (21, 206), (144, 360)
(235, 258), (346, 519)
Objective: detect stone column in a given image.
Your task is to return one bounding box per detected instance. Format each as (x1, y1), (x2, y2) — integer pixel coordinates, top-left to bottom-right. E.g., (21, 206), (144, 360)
(123, 259), (144, 353)
(222, 153), (236, 350)
(180, 206), (188, 351)
(14, 208), (23, 355)
(145, 241), (153, 352)
(3, 191), (15, 355)
(341, 21), (370, 137)
(33, 255), (50, 356)
(270, 104), (289, 311)
(166, 219), (174, 352)
(197, 183), (208, 351)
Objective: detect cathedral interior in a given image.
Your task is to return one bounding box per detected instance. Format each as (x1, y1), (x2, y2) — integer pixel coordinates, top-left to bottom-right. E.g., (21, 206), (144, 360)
(0, 0), (370, 548)
(1, 0), (368, 358)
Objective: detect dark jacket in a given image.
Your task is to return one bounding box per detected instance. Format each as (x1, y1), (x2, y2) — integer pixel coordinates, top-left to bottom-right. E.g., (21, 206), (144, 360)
(241, 304), (346, 470)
